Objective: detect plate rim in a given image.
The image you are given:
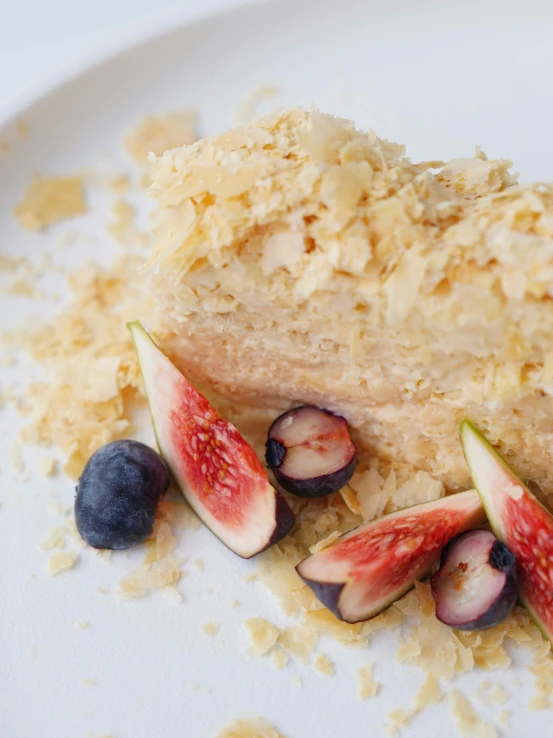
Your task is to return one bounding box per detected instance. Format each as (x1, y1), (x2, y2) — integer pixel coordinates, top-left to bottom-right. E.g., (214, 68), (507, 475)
(0, 0), (268, 129)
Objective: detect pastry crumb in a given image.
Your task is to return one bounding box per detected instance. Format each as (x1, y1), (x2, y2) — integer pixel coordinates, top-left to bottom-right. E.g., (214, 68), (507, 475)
(65, 516), (86, 549)
(119, 556), (182, 599)
(277, 626), (318, 663)
(82, 678), (97, 687)
(40, 526), (66, 550)
(194, 558), (205, 571)
(117, 509), (184, 598)
(3, 276), (44, 299)
(14, 174), (86, 231)
(385, 708), (412, 735)
(107, 197), (148, 247)
(313, 652), (334, 676)
(231, 600), (241, 609)
(202, 622), (219, 637)
(38, 457), (58, 478)
(110, 175), (131, 193)
(413, 673), (442, 711)
(449, 689), (497, 737)
(124, 110), (198, 164)
(10, 441), (24, 474)
(94, 548), (112, 564)
(270, 649), (289, 671)
(16, 255), (151, 480)
(309, 530), (341, 554)
(529, 642), (553, 709)
(487, 683), (509, 705)
(48, 501), (71, 517)
(161, 585), (183, 604)
(529, 694), (549, 710)
(243, 618), (280, 656)
(74, 620), (90, 631)
(216, 717), (284, 738)
(497, 709), (511, 728)
(357, 661), (380, 699)
(47, 551), (78, 575)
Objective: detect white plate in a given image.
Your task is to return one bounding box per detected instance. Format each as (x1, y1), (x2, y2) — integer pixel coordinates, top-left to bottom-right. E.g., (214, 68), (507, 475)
(1, 1), (552, 736)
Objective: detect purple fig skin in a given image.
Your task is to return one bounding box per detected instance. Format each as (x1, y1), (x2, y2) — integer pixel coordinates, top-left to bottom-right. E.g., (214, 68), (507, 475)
(296, 576), (346, 620)
(265, 406), (357, 498)
(256, 493), (297, 555)
(431, 529), (518, 631)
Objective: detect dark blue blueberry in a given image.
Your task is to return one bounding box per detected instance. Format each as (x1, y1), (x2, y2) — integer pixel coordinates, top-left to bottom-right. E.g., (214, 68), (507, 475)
(75, 440), (170, 550)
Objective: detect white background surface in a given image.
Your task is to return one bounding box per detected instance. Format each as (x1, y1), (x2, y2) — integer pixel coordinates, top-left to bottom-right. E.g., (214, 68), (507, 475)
(2, 0), (553, 736)
(0, 0), (240, 119)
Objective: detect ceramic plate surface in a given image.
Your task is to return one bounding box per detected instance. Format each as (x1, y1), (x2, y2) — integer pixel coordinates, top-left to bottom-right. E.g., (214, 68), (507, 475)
(1, 1), (553, 735)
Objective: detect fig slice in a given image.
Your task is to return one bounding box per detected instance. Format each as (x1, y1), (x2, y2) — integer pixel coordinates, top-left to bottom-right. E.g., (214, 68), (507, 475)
(296, 490), (485, 623)
(461, 420), (553, 643)
(431, 529), (518, 630)
(128, 322), (295, 558)
(265, 406), (357, 498)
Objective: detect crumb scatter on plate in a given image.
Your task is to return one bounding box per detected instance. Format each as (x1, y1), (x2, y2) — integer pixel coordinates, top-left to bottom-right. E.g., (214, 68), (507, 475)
(448, 689), (497, 737)
(47, 551), (78, 575)
(4, 105), (553, 732)
(270, 649), (289, 670)
(14, 174), (86, 231)
(313, 652), (334, 676)
(357, 661), (380, 699)
(215, 717), (285, 738)
(244, 617), (280, 656)
(37, 457), (58, 477)
(124, 109), (198, 164)
(107, 197), (148, 248)
(202, 622), (219, 637)
(40, 525), (67, 550)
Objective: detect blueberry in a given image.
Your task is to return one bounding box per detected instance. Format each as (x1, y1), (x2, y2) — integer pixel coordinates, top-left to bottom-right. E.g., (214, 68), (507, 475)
(75, 440), (170, 550)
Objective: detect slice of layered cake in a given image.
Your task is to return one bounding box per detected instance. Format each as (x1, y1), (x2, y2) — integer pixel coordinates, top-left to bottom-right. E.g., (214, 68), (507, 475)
(147, 108), (553, 493)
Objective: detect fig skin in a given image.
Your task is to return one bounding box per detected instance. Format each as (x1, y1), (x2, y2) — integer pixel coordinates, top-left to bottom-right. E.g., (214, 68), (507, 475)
(461, 420), (553, 643)
(128, 321), (295, 558)
(296, 490), (485, 623)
